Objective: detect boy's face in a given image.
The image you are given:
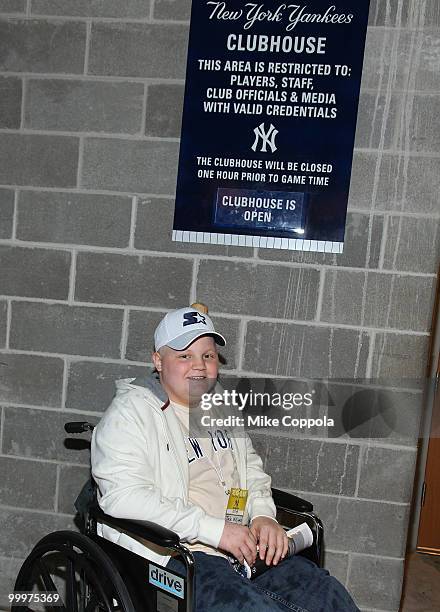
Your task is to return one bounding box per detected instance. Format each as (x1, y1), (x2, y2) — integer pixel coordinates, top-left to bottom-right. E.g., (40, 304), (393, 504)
(152, 335), (219, 406)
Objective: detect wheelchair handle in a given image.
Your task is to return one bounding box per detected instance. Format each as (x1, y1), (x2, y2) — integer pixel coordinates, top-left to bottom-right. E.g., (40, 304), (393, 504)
(65, 421), (95, 434)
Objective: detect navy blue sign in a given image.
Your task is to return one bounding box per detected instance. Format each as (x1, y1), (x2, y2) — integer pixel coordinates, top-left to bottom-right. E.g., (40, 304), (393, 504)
(215, 188), (306, 232)
(173, 1), (371, 252)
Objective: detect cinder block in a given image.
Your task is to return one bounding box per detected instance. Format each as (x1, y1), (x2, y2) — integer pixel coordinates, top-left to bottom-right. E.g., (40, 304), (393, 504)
(10, 302), (124, 358)
(257, 212), (384, 269)
(0, 134), (78, 187)
(0, 456), (57, 510)
(154, 0), (191, 20)
(0, 246), (70, 299)
(0, 354), (64, 407)
(243, 321), (370, 378)
(0, 507), (75, 558)
(343, 212), (384, 269)
(348, 152), (379, 211)
(396, 94), (440, 153)
(0, 188), (14, 238)
(0, 19), (86, 73)
(25, 79), (144, 134)
(368, 0), (389, 25)
(145, 83), (184, 138)
(349, 152), (440, 215)
(213, 317), (240, 372)
(371, 333), (429, 382)
(321, 270), (435, 332)
(89, 23), (188, 78)
(322, 383), (423, 447)
(66, 361), (148, 412)
(17, 191), (132, 247)
(0, 77), (21, 128)
(361, 27), (396, 90)
(0, 557), (26, 611)
(58, 464), (90, 514)
(397, 31), (440, 92)
(75, 252), (192, 307)
(368, 0), (440, 27)
(134, 197), (254, 257)
(348, 554), (404, 610)
(324, 551), (349, 586)
(357, 446), (417, 503)
(302, 492), (409, 557)
(31, 0), (151, 18)
(197, 261), (320, 320)
(3, 406), (91, 464)
(410, 30), (440, 93)
(0, 1), (26, 12)
(321, 270), (365, 328)
(126, 309), (239, 369)
(250, 434), (359, 496)
(126, 309), (163, 361)
(362, 29), (440, 93)
(383, 215), (440, 274)
(81, 138), (178, 194)
(398, 156), (440, 214)
(0, 300), (6, 347)
(371, 274), (435, 331)
(354, 92), (396, 150)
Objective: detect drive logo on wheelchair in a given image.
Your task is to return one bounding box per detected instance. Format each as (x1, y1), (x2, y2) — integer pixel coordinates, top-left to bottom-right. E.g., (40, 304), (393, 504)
(149, 563), (185, 599)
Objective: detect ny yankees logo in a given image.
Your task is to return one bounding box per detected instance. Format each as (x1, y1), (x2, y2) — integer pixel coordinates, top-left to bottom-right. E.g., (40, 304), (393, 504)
(183, 311), (207, 327)
(251, 123), (278, 153)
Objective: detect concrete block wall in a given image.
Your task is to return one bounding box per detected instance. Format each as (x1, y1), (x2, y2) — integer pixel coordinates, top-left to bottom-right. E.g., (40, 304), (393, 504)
(0, 1), (439, 610)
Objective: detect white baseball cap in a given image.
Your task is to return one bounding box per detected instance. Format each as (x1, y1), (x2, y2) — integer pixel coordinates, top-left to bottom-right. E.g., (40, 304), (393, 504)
(154, 307), (226, 351)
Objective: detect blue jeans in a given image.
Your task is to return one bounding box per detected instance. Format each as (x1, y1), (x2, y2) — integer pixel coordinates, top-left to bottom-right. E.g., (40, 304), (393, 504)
(167, 552), (359, 612)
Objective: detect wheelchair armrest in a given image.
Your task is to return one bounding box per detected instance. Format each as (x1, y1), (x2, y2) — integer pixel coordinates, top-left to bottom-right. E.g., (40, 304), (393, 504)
(93, 508), (181, 549)
(271, 488), (313, 513)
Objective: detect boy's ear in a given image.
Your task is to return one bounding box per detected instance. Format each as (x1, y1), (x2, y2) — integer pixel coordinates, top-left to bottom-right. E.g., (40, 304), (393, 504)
(152, 351), (162, 372)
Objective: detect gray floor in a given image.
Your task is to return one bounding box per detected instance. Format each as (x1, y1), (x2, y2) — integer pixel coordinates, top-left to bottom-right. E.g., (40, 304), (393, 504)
(401, 552), (440, 611)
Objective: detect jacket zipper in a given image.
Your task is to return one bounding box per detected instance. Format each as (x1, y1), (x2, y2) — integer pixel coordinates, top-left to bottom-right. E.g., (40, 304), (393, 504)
(158, 410), (188, 502)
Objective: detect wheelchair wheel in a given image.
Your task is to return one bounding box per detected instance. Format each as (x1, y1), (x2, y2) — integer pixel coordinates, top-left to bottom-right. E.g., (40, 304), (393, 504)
(13, 530), (135, 612)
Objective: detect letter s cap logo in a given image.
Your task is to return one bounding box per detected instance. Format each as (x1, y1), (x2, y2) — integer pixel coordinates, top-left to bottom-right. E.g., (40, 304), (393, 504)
(183, 311), (207, 327)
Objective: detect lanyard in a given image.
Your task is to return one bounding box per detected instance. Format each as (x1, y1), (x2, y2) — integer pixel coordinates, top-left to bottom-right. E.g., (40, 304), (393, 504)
(204, 444), (230, 496)
(170, 402), (238, 495)
(180, 425), (235, 496)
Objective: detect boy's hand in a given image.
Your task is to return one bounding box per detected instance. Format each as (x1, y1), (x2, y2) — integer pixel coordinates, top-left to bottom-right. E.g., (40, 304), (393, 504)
(250, 517), (288, 566)
(218, 523), (257, 567)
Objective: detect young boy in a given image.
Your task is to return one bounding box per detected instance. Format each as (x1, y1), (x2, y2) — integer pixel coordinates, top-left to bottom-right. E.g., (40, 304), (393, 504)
(91, 305), (359, 611)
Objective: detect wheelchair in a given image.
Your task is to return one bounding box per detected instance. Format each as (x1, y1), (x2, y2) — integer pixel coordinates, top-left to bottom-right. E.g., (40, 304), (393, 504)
(13, 421), (324, 612)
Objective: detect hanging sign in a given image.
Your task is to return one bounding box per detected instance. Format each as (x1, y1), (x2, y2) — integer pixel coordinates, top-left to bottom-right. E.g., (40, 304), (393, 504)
(173, 1), (371, 252)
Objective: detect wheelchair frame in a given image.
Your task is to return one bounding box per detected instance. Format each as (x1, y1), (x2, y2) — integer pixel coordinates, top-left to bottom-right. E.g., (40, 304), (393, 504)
(13, 421), (324, 612)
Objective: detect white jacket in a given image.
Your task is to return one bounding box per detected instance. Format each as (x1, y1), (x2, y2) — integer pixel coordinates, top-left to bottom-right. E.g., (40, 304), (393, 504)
(91, 376), (277, 566)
